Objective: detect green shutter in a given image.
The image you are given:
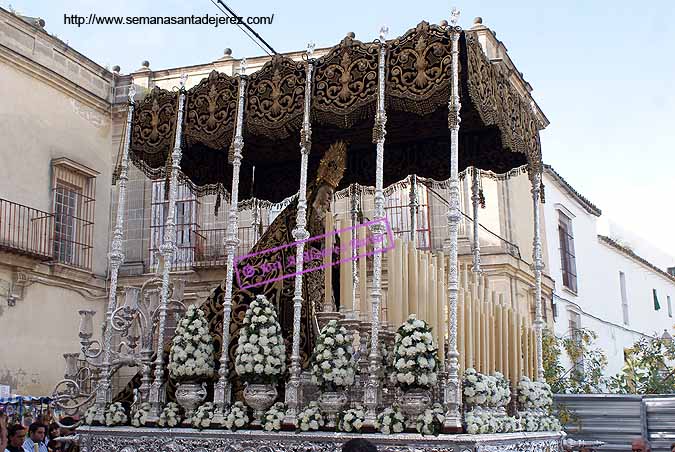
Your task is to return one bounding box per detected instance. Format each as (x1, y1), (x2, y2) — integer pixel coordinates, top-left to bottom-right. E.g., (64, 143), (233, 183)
(653, 289), (661, 310)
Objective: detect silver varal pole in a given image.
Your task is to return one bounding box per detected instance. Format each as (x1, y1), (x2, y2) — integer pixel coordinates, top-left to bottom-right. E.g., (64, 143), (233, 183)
(364, 25), (388, 426)
(147, 74), (188, 421)
(443, 9), (463, 432)
(213, 59), (248, 423)
(471, 168), (482, 274)
(93, 83), (136, 423)
(409, 174), (418, 245)
(531, 170), (545, 381)
(284, 42), (315, 423)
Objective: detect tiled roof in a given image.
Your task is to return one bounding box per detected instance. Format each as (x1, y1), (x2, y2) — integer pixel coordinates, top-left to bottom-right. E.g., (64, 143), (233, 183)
(543, 165), (602, 217)
(598, 235), (675, 284)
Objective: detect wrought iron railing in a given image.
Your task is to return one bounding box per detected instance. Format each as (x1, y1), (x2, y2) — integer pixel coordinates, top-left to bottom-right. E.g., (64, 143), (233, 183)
(148, 225), (264, 271)
(0, 198), (54, 260)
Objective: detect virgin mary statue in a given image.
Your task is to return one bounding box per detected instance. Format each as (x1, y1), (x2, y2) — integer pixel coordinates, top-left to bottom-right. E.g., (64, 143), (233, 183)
(115, 141), (347, 404)
(199, 140), (346, 399)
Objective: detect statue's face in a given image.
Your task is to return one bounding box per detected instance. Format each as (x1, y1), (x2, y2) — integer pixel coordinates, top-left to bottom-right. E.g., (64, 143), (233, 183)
(312, 185), (334, 221)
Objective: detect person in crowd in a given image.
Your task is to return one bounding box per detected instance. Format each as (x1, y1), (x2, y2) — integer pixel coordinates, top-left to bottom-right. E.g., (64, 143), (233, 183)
(631, 438), (651, 452)
(55, 419), (76, 452)
(46, 424), (59, 448)
(669, 443), (675, 452)
(46, 441), (61, 452)
(22, 423), (47, 452)
(5, 423), (26, 452)
(1, 413), (7, 452)
(342, 439), (377, 452)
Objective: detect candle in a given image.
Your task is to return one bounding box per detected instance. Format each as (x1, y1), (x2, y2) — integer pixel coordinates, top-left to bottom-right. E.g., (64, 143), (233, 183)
(437, 252), (446, 366)
(418, 253), (428, 322)
(464, 282), (476, 367)
(388, 239), (401, 328)
(339, 221), (353, 314)
(385, 242), (395, 326)
(501, 296), (508, 378)
(359, 227), (368, 321)
(401, 240), (409, 322)
(324, 212), (334, 310)
(427, 255), (436, 343)
(407, 242), (418, 317)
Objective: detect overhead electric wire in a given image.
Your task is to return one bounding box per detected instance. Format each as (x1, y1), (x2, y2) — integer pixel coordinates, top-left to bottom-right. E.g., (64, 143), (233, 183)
(207, 0), (277, 56)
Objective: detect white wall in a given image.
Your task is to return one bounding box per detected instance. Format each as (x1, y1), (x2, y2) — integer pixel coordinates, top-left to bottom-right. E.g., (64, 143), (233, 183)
(543, 171), (675, 379)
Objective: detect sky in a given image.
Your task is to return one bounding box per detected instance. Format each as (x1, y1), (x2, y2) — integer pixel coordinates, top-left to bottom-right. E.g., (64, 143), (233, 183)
(7, 0), (675, 266)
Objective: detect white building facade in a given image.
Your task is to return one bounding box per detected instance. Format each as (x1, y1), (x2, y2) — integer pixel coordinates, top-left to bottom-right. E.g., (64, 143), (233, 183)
(543, 165), (675, 378)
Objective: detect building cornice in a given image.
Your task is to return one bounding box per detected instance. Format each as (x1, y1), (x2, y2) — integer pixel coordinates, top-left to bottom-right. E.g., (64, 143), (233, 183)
(544, 164), (602, 217)
(0, 7), (112, 113)
(0, 43), (111, 115)
(598, 235), (675, 285)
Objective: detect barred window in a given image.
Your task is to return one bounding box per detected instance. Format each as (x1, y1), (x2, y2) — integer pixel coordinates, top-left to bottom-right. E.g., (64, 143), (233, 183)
(149, 180), (199, 270)
(384, 184), (432, 249)
(558, 211), (577, 293)
(51, 159), (97, 270)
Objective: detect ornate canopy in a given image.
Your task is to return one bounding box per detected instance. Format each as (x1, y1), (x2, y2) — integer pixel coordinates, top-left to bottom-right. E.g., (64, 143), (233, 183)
(126, 22), (543, 203)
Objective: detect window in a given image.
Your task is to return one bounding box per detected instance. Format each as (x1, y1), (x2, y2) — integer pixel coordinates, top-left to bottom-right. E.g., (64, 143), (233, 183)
(668, 295), (672, 318)
(568, 310), (583, 376)
(51, 159), (97, 270)
(653, 289), (661, 311)
(384, 184), (431, 249)
(619, 271), (629, 325)
(558, 211), (577, 292)
(149, 181), (199, 270)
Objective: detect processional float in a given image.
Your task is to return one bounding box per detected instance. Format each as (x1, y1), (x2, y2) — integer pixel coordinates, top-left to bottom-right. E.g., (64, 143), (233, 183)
(51, 10), (569, 452)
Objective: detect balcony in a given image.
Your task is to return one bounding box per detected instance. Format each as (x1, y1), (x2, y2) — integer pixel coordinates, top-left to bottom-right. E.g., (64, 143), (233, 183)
(0, 198), (94, 269)
(148, 225), (262, 272)
(0, 198), (54, 260)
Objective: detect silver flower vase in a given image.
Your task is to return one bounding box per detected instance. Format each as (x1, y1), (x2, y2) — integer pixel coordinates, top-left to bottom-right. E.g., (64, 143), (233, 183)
(318, 390), (348, 428)
(399, 387), (431, 425)
(243, 383), (277, 424)
(175, 380), (207, 424)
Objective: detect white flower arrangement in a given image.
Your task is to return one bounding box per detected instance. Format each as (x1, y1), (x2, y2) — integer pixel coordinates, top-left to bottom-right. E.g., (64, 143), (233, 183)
(390, 315), (439, 390)
(464, 409), (499, 434)
(463, 369), (511, 408)
(310, 320), (356, 390)
(131, 402), (151, 427)
(168, 304), (216, 381)
(518, 412), (562, 432)
(539, 415), (562, 431)
(517, 376), (553, 410)
(224, 401), (250, 431)
(415, 404), (445, 436)
(375, 406), (406, 434)
(83, 405), (97, 425)
(158, 402), (182, 427)
(235, 295), (286, 384)
(493, 372), (511, 407)
(500, 415), (522, 433)
(192, 402), (215, 429)
(295, 402), (325, 432)
(262, 402), (286, 431)
(104, 402), (127, 426)
(338, 406), (365, 433)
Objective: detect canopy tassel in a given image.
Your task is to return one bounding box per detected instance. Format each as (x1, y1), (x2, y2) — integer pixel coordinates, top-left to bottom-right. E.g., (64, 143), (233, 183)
(164, 154), (172, 201)
(214, 192), (221, 218)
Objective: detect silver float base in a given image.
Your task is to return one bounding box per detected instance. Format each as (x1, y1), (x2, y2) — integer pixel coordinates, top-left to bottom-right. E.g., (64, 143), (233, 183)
(78, 426), (564, 452)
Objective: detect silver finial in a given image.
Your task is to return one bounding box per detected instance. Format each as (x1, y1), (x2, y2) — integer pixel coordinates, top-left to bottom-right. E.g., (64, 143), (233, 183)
(240, 58), (247, 75)
(450, 7), (460, 26)
(306, 41), (316, 58)
(128, 83), (136, 102)
(179, 73), (188, 88)
(379, 25), (389, 42)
